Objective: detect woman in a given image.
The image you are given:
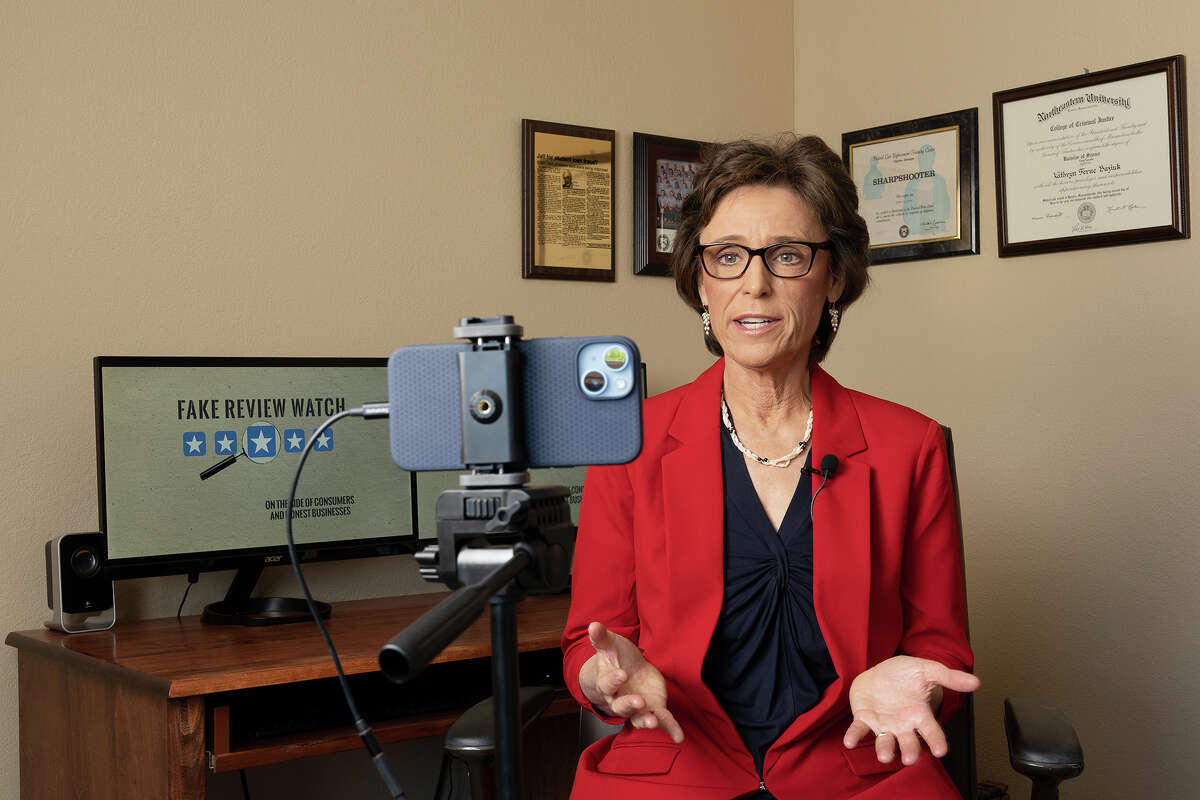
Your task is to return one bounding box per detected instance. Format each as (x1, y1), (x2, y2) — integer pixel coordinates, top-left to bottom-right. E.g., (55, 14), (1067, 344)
(562, 135), (978, 799)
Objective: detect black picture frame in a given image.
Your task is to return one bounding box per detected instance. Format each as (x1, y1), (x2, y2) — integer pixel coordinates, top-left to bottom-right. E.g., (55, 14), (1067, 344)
(993, 55), (1189, 257)
(522, 119), (617, 281)
(842, 108), (980, 265)
(633, 132), (709, 276)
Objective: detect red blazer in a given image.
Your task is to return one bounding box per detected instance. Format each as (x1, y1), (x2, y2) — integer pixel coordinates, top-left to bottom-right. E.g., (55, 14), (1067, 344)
(562, 360), (973, 799)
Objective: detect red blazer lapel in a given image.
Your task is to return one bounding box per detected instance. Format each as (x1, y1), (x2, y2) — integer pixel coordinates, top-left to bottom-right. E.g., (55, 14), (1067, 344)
(809, 366), (872, 700)
(659, 360), (726, 684)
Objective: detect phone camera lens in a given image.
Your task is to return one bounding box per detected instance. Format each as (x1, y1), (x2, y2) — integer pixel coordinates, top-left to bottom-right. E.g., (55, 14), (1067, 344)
(603, 346), (628, 370)
(583, 371), (606, 393)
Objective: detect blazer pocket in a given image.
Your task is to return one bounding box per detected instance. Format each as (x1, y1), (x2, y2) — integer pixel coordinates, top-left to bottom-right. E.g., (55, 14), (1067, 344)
(596, 742), (681, 776)
(841, 740), (905, 777)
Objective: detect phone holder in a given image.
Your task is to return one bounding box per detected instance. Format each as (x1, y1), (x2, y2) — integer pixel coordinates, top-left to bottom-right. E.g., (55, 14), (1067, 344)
(380, 315), (576, 800)
(410, 316), (575, 594)
(454, 317), (526, 469)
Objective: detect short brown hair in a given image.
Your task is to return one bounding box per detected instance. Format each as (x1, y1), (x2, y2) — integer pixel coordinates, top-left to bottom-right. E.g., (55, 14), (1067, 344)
(672, 134), (870, 363)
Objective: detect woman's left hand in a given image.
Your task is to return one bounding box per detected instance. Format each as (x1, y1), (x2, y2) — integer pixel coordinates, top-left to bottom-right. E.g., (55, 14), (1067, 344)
(843, 655), (980, 766)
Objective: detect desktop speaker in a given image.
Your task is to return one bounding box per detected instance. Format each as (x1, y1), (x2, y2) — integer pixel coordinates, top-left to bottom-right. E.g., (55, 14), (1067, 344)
(45, 532), (115, 633)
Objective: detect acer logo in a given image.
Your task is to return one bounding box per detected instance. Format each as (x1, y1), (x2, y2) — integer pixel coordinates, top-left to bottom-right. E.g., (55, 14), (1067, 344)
(263, 555), (283, 564)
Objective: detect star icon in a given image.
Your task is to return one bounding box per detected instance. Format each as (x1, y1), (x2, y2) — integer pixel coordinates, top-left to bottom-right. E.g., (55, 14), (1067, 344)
(186, 435), (203, 454)
(315, 431), (332, 450)
(287, 431), (304, 451)
(216, 434), (235, 454)
(251, 430), (273, 454)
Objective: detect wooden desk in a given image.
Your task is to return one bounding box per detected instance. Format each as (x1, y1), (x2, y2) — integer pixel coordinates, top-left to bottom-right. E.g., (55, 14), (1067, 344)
(6, 592), (577, 799)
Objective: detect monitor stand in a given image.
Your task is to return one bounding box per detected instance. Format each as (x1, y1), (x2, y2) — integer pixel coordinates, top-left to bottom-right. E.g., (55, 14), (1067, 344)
(201, 564), (333, 626)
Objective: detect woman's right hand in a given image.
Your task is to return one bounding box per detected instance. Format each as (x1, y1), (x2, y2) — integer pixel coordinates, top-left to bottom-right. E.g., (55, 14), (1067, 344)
(578, 621), (685, 743)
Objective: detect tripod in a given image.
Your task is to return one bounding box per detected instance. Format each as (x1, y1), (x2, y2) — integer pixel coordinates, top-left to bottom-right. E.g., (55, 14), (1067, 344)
(379, 317), (575, 800)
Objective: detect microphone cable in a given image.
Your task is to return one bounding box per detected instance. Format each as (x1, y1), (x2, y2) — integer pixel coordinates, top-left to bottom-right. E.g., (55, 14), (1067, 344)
(808, 454), (839, 520)
(284, 402), (406, 800)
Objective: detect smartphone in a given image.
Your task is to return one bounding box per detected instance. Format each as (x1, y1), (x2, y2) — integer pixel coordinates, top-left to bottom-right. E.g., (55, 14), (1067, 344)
(387, 336), (642, 471)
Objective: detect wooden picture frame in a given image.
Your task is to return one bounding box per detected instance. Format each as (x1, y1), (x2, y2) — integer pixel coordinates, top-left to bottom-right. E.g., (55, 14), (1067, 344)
(633, 133), (709, 276)
(993, 55), (1189, 257)
(521, 119), (616, 281)
(842, 108), (980, 265)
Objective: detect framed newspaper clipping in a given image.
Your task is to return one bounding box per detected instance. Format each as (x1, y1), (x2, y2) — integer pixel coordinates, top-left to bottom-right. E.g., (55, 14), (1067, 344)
(993, 55), (1189, 257)
(522, 119), (616, 281)
(842, 109), (980, 265)
(633, 132), (709, 276)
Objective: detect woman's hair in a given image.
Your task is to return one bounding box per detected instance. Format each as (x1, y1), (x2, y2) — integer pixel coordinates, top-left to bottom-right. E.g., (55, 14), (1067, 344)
(672, 134), (870, 363)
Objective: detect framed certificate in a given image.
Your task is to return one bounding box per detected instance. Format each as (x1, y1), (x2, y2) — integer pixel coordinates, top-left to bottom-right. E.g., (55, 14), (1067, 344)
(842, 108), (979, 265)
(993, 55), (1189, 257)
(522, 119), (616, 281)
(633, 132), (709, 276)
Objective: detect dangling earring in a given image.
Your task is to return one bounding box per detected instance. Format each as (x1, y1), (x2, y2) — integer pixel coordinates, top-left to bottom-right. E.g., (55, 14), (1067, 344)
(702, 309), (712, 336)
(829, 305), (840, 333)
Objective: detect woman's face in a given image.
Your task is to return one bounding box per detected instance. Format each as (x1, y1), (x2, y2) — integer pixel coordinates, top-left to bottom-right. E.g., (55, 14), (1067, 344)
(697, 184), (842, 374)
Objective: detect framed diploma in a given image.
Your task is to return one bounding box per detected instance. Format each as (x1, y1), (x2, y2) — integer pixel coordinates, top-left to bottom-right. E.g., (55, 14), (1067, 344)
(842, 108), (979, 265)
(993, 55), (1189, 257)
(633, 132), (709, 276)
(522, 119), (616, 281)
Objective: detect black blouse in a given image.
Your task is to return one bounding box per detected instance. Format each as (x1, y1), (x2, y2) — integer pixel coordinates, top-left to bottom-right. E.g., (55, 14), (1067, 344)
(701, 426), (839, 775)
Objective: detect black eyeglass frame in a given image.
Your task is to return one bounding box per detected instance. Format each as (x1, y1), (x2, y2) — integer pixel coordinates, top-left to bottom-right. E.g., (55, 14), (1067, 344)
(697, 240), (833, 279)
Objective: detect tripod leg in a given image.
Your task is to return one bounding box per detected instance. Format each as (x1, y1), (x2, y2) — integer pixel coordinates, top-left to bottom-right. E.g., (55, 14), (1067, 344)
(490, 589), (523, 800)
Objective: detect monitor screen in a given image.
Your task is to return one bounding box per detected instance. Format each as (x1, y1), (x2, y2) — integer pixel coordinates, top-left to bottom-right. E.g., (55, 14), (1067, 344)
(95, 357), (416, 579)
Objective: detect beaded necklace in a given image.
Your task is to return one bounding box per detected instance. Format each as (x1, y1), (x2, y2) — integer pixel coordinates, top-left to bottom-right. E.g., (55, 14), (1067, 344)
(720, 390), (812, 469)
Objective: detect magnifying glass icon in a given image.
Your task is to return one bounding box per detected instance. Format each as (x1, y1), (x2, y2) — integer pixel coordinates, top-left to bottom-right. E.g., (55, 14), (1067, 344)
(199, 422), (280, 480)
(243, 422), (281, 464)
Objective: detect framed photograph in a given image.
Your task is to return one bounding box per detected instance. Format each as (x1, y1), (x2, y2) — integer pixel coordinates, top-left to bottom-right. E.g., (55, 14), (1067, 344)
(633, 133), (709, 276)
(993, 55), (1189, 257)
(522, 119), (616, 281)
(842, 109), (980, 265)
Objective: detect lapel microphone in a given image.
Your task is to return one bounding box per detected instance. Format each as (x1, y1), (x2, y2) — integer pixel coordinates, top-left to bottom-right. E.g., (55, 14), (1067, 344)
(808, 454), (839, 520)
(803, 454), (839, 479)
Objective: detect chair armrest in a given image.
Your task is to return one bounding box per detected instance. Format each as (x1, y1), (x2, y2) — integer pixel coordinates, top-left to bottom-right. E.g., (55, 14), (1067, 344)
(579, 706), (624, 750)
(1003, 697), (1084, 784)
(443, 686), (558, 759)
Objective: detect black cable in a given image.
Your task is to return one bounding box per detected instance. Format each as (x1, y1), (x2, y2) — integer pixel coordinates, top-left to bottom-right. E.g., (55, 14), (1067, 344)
(177, 571), (199, 619)
(284, 406), (406, 800)
(239, 768), (252, 800)
(810, 470), (832, 521)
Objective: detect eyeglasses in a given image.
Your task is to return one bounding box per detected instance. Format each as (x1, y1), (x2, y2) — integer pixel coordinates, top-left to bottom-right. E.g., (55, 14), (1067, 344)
(698, 240), (832, 279)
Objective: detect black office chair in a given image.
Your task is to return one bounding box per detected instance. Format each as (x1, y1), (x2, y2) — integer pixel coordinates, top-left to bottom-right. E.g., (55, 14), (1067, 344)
(939, 427), (1084, 799)
(443, 427), (1084, 800)
(435, 686), (558, 800)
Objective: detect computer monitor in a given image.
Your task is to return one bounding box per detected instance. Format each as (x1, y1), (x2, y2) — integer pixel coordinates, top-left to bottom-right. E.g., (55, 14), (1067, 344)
(94, 356), (417, 622)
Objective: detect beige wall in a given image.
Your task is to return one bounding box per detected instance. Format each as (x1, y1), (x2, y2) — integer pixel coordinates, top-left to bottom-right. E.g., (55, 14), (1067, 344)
(6, 1), (1198, 798)
(798, 1), (1200, 798)
(0, 1), (793, 797)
